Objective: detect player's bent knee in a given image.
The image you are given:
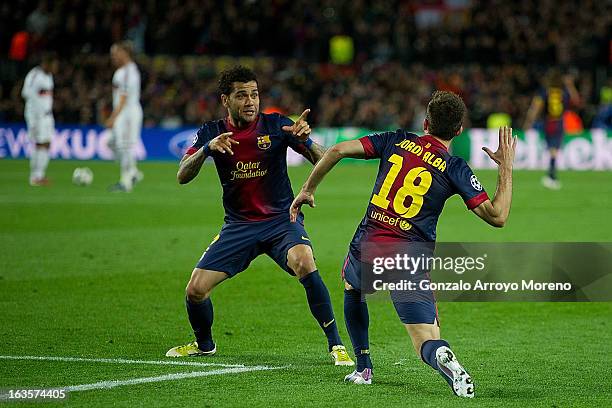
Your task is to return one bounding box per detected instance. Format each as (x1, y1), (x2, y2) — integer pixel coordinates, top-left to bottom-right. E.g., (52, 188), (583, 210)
(287, 245), (316, 277)
(185, 283), (209, 302)
(291, 259), (315, 278)
(185, 268), (225, 302)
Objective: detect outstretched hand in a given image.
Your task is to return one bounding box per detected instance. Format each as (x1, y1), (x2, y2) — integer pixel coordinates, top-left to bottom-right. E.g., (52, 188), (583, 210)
(208, 132), (239, 155)
(290, 189), (315, 222)
(282, 109), (311, 142)
(482, 126), (517, 168)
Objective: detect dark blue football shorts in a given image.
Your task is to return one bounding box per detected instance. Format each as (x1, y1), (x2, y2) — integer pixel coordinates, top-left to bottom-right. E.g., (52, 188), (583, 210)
(196, 213), (311, 277)
(544, 119), (564, 149)
(341, 248), (438, 325)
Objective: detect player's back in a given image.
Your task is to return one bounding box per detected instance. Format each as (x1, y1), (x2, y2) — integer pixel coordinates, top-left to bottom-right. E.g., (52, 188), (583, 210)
(350, 130), (488, 253)
(539, 86), (570, 122)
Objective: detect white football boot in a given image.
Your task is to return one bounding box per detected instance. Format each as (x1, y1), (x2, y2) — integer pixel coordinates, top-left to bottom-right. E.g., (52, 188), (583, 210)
(541, 176), (561, 190)
(435, 346), (474, 398)
(343, 368), (372, 385)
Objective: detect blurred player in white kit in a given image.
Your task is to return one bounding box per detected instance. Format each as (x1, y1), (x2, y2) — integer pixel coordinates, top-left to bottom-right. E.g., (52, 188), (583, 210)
(22, 53), (58, 186)
(106, 41), (144, 192)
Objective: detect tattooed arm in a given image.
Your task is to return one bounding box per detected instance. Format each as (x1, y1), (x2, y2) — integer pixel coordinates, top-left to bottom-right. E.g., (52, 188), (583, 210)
(177, 131), (237, 184)
(177, 148), (207, 184)
(301, 140), (327, 164)
(280, 109), (327, 164)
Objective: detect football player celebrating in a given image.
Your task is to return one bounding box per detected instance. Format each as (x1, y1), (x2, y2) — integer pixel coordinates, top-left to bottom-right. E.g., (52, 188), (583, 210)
(166, 66), (353, 366)
(21, 53), (58, 186)
(106, 41), (144, 192)
(291, 91), (516, 397)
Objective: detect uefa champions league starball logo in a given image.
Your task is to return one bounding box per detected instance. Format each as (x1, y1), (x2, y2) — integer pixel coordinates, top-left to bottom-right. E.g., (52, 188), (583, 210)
(168, 129), (200, 158)
(470, 174), (483, 191)
(399, 220), (412, 231)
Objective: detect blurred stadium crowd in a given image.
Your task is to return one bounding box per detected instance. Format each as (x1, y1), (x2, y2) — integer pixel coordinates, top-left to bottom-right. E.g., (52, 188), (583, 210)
(1, 0), (611, 129)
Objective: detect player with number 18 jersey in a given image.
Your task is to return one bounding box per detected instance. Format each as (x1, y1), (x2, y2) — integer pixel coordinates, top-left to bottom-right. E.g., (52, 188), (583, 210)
(343, 129), (488, 287)
(291, 91), (516, 397)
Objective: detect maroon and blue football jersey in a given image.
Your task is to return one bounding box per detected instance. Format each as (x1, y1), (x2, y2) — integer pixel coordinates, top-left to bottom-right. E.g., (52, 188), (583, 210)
(537, 87), (571, 122)
(536, 86), (571, 139)
(348, 130), (488, 256)
(185, 113), (309, 222)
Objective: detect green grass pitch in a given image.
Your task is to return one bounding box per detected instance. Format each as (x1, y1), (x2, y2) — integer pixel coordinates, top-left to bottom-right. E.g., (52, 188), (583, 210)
(0, 159), (611, 407)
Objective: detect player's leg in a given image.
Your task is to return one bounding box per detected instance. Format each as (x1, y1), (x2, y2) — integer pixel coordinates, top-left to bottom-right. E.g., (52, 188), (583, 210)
(182, 267), (228, 353)
(118, 148), (135, 191)
(286, 245), (349, 357)
(394, 299), (474, 398)
(130, 108), (144, 186)
(37, 116), (54, 181)
(36, 143), (51, 182)
(167, 224), (261, 357)
(110, 115), (135, 191)
(30, 143), (51, 186)
(26, 114), (51, 186)
(166, 268), (227, 357)
(26, 114), (38, 184)
(542, 122), (563, 189)
(265, 217), (352, 365)
(343, 279), (373, 384)
(548, 147), (559, 179)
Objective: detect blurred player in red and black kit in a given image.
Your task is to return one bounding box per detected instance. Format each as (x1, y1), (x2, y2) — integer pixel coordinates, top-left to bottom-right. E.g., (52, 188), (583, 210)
(291, 91), (516, 397)
(524, 71), (580, 189)
(166, 66), (354, 366)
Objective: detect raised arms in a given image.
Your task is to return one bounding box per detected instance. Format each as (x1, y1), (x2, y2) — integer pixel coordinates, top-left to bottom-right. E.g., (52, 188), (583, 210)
(523, 96), (543, 130)
(472, 126), (517, 227)
(281, 109), (327, 164)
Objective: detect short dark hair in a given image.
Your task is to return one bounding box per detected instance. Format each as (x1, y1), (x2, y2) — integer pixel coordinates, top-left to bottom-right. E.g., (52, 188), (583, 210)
(426, 91), (467, 140)
(218, 65), (258, 95)
(546, 69), (563, 88)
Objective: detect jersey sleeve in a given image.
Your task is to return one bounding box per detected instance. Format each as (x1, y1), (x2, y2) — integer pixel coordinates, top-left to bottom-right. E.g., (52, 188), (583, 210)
(184, 124), (214, 156)
(21, 71), (35, 99)
(447, 157), (489, 210)
(358, 130), (402, 159)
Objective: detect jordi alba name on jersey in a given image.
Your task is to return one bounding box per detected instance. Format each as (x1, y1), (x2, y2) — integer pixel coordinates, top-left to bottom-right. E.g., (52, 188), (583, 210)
(186, 113), (309, 223)
(352, 130), (489, 247)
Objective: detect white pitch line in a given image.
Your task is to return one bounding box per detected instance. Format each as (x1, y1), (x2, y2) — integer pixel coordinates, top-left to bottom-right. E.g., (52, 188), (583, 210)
(0, 355), (245, 368)
(64, 366), (283, 392)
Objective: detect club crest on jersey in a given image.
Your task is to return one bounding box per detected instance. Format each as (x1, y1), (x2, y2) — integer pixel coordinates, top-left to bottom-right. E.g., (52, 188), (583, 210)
(257, 135), (271, 150)
(470, 174), (483, 191)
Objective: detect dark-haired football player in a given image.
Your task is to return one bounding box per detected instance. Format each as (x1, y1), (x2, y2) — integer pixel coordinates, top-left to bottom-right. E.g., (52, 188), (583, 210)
(291, 91), (516, 397)
(166, 66), (353, 366)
